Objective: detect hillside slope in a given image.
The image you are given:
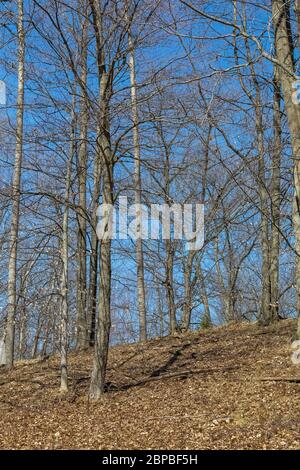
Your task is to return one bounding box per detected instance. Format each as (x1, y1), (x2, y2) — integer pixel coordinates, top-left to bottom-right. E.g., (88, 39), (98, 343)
(0, 320), (300, 450)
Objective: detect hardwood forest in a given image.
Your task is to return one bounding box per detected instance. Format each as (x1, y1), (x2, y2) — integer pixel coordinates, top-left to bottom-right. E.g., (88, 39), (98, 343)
(1, 0), (300, 451)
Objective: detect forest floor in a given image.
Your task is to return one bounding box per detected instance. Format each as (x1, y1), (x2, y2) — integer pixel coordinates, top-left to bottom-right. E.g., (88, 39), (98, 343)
(0, 319), (300, 449)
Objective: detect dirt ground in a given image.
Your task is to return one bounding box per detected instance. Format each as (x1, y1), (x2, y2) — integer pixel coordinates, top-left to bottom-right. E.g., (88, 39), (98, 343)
(0, 320), (300, 450)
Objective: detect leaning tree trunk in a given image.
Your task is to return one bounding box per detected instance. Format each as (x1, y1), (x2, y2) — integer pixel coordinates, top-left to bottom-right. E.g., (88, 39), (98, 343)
(128, 27), (147, 342)
(5, 0), (25, 368)
(272, 0), (300, 338)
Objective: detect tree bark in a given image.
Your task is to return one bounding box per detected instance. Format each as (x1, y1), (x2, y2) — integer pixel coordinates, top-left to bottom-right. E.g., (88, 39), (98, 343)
(294, 0), (300, 47)
(89, 119), (112, 399)
(59, 100), (75, 393)
(76, 12), (89, 350)
(272, 0), (300, 337)
(128, 27), (147, 342)
(256, 97), (272, 325)
(89, 0), (113, 399)
(88, 145), (102, 346)
(269, 65), (282, 321)
(182, 252), (195, 331)
(166, 239), (176, 334)
(201, 280), (212, 328)
(5, 0), (25, 368)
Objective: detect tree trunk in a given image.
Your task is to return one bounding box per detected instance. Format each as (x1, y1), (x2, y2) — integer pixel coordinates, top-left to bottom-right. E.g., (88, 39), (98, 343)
(201, 281), (212, 328)
(269, 64), (282, 321)
(166, 239), (176, 334)
(128, 28), (147, 342)
(257, 99), (271, 325)
(5, 0), (25, 368)
(59, 101), (75, 393)
(244, 17), (271, 324)
(182, 252), (194, 331)
(272, 0), (300, 337)
(88, 146), (102, 346)
(214, 238), (229, 321)
(294, 0), (300, 47)
(31, 317), (42, 359)
(89, 122), (112, 398)
(156, 286), (164, 337)
(89, 0), (113, 399)
(234, 2), (272, 325)
(41, 318), (51, 358)
(76, 14), (89, 350)
(18, 264), (32, 359)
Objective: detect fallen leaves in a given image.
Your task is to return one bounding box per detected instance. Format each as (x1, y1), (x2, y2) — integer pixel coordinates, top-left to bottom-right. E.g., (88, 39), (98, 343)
(0, 319), (299, 449)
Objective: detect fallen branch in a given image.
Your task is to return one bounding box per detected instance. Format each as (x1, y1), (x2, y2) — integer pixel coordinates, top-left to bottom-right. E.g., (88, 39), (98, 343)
(116, 366), (241, 390)
(260, 377), (300, 383)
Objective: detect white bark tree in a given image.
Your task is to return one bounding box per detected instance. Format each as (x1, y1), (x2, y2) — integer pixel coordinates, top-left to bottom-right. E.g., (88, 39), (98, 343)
(128, 22), (147, 342)
(5, 0), (25, 368)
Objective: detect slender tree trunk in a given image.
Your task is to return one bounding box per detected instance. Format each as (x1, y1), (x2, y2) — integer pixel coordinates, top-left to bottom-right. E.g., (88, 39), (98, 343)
(198, 127), (211, 328)
(166, 239), (176, 334)
(234, 1), (272, 324)
(59, 102), (75, 393)
(294, 0), (300, 47)
(5, 0), (25, 368)
(40, 317), (52, 358)
(18, 265), (31, 359)
(270, 65), (282, 321)
(76, 14), (89, 350)
(88, 147), (101, 346)
(18, 301), (26, 359)
(128, 28), (147, 342)
(272, 0), (300, 337)
(201, 280), (212, 328)
(246, 34), (271, 324)
(226, 283), (237, 322)
(214, 238), (229, 321)
(256, 99), (271, 325)
(182, 252), (194, 331)
(31, 317), (42, 359)
(161, 136), (177, 334)
(156, 286), (164, 337)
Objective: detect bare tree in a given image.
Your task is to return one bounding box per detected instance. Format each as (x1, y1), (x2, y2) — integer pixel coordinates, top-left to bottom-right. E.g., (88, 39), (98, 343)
(127, 15), (147, 342)
(59, 97), (76, 393)
(89, 0), (114, 399)
(5, 0), (25, 367)
(87, 141), (102, 346)
(270, 64), (282, 321)
(76, 5), (89, 350)
(272, 0), (300, 337)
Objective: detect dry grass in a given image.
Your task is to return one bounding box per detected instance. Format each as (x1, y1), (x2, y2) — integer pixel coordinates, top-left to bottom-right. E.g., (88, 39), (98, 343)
(0, 319), (300, 449)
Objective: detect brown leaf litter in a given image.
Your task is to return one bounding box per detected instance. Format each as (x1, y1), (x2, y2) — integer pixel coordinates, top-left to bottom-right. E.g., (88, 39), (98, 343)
(0, 319), (300, 450)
